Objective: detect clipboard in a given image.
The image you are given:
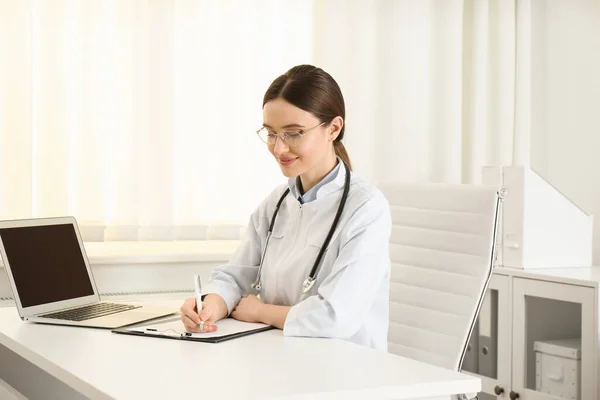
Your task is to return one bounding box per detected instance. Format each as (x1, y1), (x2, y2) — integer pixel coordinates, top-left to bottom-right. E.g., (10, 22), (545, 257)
(112, 317), (274, 343)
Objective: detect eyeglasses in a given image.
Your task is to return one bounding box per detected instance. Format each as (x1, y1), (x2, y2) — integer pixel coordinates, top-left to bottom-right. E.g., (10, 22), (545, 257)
(256, 121), (327, 146)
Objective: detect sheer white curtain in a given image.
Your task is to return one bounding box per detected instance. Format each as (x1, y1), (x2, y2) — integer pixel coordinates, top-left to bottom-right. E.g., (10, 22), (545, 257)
(314, 0), (522, 184)
(0, 0), (314, 240)
(0, 0), (523, 241)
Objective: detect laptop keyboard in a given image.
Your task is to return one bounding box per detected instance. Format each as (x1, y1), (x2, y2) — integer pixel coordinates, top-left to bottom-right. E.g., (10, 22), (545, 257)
(38, 303), (140, 322)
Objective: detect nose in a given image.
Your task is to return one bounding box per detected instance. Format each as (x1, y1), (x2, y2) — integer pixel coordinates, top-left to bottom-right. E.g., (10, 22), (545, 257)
(272, 135), (289, 154)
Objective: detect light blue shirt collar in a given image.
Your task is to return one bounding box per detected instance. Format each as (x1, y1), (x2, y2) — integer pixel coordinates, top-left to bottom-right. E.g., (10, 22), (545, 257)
(288, 158), (342, 204)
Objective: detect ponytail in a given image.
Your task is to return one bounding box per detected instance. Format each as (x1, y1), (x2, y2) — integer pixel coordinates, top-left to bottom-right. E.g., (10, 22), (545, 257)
(334, 140), (352, 171)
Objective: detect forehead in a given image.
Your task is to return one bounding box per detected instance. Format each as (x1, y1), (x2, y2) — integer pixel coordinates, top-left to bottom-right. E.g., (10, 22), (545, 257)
(263, 98), (318, 128)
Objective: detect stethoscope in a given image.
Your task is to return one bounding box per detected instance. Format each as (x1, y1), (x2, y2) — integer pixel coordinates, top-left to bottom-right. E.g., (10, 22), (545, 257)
(251, 160), (351, 294)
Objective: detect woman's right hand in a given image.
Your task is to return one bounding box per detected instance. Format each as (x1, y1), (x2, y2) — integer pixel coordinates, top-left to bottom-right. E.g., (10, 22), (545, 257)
(180, 297), (218, 333)
(180, 294), (228, 333)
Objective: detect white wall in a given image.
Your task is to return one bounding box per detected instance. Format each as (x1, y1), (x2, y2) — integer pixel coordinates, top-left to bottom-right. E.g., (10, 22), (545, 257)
(530, 0), (600, 264)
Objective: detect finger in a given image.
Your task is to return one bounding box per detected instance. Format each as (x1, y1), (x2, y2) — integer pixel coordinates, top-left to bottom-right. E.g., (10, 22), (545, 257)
(180, 298), (197, 314)
(182, 308), (201, 325)
(183, 319), (198, 330)
(180, 301), (201, 325)
(182, 313), (200, 328)
(185, 322), (218, 334)
(199, 306), (213, 322)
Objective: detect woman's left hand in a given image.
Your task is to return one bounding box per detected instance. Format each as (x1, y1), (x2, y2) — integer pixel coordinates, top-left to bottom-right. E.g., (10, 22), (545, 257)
(231, 294), (265, 323)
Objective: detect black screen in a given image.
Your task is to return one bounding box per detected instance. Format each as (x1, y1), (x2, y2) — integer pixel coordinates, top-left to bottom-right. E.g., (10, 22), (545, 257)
(0, 224), (95, 307)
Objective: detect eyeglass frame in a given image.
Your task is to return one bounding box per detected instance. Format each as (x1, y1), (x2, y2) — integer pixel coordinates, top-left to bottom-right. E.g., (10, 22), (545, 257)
(256, 121), (328, 146)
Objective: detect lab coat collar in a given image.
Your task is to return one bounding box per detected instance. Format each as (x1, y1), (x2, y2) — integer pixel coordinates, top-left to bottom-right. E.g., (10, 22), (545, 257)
(315, 157), (347, 199)
(287, 157), (346, 202)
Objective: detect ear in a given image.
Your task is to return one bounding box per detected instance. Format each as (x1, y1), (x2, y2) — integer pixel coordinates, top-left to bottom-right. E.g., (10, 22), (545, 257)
(328, 116), (344, 142)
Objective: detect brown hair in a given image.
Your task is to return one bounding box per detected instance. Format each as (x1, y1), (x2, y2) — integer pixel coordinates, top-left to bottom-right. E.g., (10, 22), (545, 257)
(263, 65), (352, 170)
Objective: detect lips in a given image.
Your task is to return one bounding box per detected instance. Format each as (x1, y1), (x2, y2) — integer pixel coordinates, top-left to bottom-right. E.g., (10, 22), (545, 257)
(279, 157), (298, 167)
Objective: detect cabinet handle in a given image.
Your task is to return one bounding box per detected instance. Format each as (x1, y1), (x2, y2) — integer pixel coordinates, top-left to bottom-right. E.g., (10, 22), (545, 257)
(548, 374), (564, 382)
(494, 386), (505, 395)
(509, 391), (520, 400)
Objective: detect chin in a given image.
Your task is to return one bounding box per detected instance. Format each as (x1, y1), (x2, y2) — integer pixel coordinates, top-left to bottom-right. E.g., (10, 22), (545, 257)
(279, 165), (299, 177)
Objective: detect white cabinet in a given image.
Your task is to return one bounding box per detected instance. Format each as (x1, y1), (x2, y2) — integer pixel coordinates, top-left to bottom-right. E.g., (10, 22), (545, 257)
(512, 277), (596, 400)
(462, 268), (599, 400)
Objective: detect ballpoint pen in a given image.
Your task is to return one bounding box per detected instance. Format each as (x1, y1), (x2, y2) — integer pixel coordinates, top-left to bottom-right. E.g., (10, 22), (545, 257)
(193, 275), (205, 331)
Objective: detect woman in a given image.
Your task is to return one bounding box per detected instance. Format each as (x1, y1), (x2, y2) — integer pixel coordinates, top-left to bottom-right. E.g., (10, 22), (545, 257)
(180, 65), (392, 350)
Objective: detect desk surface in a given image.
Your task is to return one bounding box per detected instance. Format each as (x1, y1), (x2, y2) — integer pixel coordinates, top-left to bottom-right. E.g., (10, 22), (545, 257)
(0, 301), (480, 400)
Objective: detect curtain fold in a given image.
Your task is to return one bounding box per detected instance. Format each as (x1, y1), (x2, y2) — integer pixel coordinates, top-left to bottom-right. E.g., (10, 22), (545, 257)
(0, 0), (520, 241)
(313, 0), (517, 185)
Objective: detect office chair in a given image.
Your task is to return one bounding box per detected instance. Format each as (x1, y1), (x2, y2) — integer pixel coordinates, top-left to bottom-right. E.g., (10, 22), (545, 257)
(380, 182), (503, 400)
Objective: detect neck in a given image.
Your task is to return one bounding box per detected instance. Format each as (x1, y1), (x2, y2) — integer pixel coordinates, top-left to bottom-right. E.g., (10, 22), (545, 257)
(299, 153), (338, 194)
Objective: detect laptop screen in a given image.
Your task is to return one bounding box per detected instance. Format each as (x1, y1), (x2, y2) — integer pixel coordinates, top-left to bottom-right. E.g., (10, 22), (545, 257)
(0, 223), (94, 307)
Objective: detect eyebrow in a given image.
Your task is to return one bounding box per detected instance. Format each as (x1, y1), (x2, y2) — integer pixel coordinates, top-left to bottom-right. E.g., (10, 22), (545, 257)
(262, 123), (306, 129)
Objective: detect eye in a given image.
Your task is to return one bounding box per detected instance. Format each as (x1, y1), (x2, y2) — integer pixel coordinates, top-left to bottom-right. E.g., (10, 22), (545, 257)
(284, 131), (302, 138)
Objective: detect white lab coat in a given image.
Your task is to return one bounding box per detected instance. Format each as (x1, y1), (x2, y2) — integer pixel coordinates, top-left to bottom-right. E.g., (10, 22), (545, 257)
(202, 161), (392, 350)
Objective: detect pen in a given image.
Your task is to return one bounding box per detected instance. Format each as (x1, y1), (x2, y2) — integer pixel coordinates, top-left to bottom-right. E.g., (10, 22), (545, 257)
(194, 274), (203, 315)
(143, 329), (182, 338)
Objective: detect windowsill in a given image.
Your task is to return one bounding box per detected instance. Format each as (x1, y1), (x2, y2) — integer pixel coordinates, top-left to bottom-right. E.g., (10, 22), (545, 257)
(0, 240), (240, 269)
(82, 240), (241, 265)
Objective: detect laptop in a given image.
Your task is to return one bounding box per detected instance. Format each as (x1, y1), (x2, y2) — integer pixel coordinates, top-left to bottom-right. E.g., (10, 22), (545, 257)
(0, 216), (175, 328)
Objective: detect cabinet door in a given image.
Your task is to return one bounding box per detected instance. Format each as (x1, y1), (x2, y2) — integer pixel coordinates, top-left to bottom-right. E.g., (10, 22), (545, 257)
(512, 278), (596, 400)
(462, 273), (511, 399)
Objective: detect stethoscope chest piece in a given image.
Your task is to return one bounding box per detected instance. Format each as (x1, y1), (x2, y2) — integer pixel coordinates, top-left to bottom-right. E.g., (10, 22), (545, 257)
(302, 277), (316, 294)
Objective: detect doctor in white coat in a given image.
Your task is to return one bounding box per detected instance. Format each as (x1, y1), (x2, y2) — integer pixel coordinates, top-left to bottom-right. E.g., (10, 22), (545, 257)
(180, 65), (392, 350)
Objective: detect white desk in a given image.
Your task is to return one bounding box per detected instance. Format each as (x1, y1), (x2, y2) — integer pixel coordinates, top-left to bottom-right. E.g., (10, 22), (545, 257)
(0, 301), (480, 400)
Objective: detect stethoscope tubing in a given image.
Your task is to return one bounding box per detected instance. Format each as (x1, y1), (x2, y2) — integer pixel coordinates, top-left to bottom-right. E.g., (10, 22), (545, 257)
(251, 161), (351, 294)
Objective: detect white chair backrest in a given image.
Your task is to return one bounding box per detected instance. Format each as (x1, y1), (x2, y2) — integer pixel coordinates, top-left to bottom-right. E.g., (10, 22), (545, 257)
(380, 182), (501, 371)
